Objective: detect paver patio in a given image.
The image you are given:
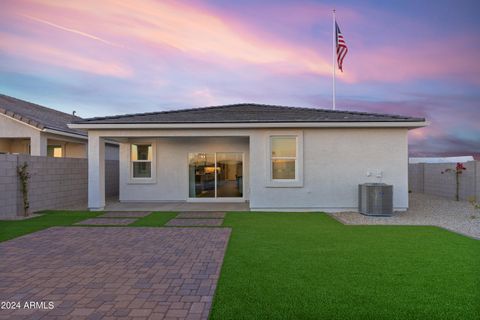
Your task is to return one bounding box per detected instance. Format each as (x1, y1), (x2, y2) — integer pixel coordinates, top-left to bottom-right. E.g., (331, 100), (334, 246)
(166, 219), (224, 227)
(100, 211), (152, 218)
(177, 212), (225, 219)
(0, 226), (231, 320)
(75, 218), (138, 225)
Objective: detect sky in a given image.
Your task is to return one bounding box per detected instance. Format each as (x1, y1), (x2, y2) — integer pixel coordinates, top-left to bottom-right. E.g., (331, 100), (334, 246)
(0, 0), (479, 157)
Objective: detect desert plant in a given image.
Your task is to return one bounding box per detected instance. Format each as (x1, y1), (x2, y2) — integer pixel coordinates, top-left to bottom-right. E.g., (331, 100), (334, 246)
(17, 162), (30, 216)
(441, 162), (466, 201)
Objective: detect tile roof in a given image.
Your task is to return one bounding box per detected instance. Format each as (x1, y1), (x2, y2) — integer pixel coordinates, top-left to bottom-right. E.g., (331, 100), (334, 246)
(0, 94), (86, 137)
(73, 103), (425, 124)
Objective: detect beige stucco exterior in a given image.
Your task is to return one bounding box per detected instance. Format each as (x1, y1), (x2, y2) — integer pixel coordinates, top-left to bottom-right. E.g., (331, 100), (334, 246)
(84, 126), (411, 211)
(0, 113), (118, 159)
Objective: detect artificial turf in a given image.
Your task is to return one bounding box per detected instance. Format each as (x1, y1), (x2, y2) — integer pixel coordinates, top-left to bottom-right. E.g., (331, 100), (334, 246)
(0, 211), (101, 242)
(210, 213), (480, 320)
(129, 212), (178, 227)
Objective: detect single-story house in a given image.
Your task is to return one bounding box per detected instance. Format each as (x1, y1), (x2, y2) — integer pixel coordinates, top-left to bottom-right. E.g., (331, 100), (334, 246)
(69, 104), (427, 211)
(0, 94), (118, 159)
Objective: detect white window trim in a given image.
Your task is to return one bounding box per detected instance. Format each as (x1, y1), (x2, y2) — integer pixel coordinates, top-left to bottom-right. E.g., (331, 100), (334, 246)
(128, 141), (156, 184)
(266, 131), (303, 188)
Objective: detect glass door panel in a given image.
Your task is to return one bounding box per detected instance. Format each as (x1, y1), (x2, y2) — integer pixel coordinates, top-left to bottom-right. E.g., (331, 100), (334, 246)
(216, 153), (243, 198)
(188, 153), (215, 198)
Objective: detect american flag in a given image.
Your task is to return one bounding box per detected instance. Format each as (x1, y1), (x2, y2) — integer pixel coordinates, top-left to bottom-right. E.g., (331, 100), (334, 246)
(335, 21), (348, 72)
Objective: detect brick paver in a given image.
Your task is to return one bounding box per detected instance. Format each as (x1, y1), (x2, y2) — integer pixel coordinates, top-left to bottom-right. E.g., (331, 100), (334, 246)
(74, 218), (137, 225)
(177, 212), (225, 219)
(166, 219), (224, 227)
(0, 227), (231, 319)
(100, 211), (152, 218)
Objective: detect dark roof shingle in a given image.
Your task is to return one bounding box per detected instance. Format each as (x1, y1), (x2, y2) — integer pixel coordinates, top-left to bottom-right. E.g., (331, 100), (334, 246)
(0, 94), (86, 136)
(73, 103), (425, 124)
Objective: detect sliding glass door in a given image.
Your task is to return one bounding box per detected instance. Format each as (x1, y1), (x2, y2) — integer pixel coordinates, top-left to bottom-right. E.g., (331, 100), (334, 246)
(188, 152), (243, 199)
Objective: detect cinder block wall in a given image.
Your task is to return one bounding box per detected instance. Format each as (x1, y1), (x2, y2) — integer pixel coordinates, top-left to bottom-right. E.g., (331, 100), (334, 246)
(105, 160), (119, 197)
(408, 161), (478, 201)
(0, 154), (21, 217)
(476, 162), (480, 202)
(0, 155), (119, 217)
(19, 155), (88, 213)
(408, 163), (424, 193)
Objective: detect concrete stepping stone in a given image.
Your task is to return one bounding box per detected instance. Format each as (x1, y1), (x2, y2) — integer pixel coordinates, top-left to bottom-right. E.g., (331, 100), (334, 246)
(75, 218), (137, 226)
(166, 218), (223, 227)
(100, 211), (152, 218)
(177, 212), (225, 219)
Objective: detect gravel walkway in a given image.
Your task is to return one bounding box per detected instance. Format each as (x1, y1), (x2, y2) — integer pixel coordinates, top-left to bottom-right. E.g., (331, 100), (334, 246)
(331, 193), (480, 239)
(177, 212), (225, 219)
(167, 219), (224, 227)
(100, 211), (152, 218)
(75, 218), (138, 226)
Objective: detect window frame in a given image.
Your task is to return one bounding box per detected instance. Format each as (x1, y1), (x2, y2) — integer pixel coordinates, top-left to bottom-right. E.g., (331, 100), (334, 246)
(128, 141), (156, 184)
(266, 131), (303, 188)
(47, 145), (63, 158)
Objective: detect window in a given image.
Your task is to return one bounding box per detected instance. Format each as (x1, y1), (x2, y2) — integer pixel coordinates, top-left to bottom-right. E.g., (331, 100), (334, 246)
(47, 145), (63, 158)
(131, 144), (152, 178)
(271, 136), (296, 180)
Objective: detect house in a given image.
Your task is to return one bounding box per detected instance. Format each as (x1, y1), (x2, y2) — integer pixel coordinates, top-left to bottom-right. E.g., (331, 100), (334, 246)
(69, 104), (427, 211)
(0, 94), (118, 159)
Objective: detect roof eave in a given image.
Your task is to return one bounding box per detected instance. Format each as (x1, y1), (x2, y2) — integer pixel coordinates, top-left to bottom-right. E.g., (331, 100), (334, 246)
(68, 121), (428, 130)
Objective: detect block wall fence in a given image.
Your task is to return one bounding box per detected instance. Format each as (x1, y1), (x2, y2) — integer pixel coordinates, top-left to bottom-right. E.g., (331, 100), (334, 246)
(0, 154), (118, 218)
(408, 161), (480, 202)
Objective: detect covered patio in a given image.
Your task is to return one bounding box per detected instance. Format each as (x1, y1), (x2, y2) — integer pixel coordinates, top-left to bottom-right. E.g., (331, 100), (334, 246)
(82, 129), (251, 211)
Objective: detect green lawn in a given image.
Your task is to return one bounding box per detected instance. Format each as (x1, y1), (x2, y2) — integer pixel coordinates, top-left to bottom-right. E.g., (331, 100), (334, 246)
(0, 211), (176, 242)
(210, 213), (480, 320)
(129, 212), (177, 227)
(0, 211), (101, 243)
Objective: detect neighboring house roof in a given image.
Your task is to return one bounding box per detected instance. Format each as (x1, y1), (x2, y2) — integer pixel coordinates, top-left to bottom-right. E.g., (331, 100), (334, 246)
(0, 94), (86, 137)
(72, 103), (425, 124)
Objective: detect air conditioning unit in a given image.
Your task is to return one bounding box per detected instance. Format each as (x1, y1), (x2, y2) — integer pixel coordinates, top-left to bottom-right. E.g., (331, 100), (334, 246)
(358, 183), (393, 216)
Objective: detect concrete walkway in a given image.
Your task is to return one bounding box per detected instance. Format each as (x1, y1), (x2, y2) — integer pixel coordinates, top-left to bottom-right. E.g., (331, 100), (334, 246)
(0, 227), (231, 319)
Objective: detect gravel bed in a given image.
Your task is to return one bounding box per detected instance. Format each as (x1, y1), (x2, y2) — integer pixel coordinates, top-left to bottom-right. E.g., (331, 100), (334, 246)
(331, 193), (480, 239)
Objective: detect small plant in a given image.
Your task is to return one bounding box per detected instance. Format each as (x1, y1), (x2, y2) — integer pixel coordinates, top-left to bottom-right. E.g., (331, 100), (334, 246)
(441, 162), (466, 201)
(17, 162), (31, 216)
(469, 198), (480, 210)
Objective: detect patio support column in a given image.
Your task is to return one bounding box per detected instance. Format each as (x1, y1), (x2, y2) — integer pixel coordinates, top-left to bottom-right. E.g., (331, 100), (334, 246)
(88, 133), (105, 210)
(30, 133), (47, 156)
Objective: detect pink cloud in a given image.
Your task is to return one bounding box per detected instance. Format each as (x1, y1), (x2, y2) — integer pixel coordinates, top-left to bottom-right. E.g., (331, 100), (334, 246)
(0, 32), (131, 77)
(2, 0), (335, 77)
(349, 38), (480, 83)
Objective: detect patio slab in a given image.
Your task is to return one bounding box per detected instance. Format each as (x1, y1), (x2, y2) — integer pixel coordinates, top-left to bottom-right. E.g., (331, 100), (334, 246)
(75, 218), (137, 225)
(100, 211), (152, 218)
(177, 212), (226, 219)
(0, 227), (231, 319)
(167, 219), (224, 227)
(105, 200), (249, 212)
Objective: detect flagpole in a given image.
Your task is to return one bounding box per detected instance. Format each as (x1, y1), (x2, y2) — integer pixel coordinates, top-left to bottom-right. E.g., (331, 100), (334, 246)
(332, 9), (336, 111)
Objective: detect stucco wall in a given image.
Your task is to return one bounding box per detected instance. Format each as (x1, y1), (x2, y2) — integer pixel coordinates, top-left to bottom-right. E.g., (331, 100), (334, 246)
(114, 128), (409, 211)
(119, 137), (249, 201)
(249, 128), (409, 211)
